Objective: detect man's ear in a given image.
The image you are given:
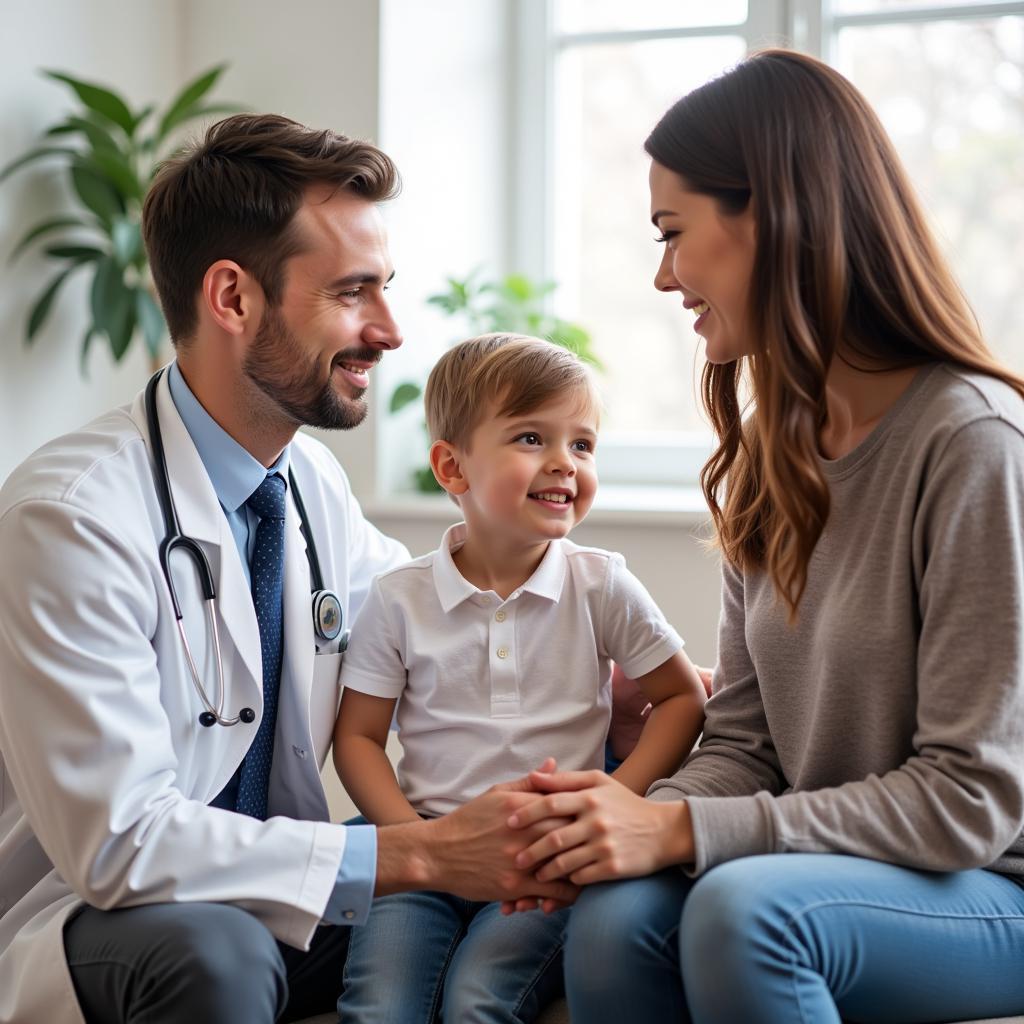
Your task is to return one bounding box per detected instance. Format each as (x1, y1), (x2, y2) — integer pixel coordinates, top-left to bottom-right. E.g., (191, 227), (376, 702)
(429, 439), (469, 497)
(201, 260), (264, 337)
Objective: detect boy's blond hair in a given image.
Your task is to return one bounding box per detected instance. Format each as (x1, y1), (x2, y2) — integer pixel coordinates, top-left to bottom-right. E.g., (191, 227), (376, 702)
(425, 333), (599, 448)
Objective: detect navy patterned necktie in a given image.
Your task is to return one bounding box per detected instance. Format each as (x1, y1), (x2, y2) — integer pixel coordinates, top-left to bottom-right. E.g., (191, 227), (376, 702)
(235, 472), (287, 820)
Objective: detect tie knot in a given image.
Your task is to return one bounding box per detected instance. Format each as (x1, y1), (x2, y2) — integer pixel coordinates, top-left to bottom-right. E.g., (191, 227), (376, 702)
(246, 473), (286, 521)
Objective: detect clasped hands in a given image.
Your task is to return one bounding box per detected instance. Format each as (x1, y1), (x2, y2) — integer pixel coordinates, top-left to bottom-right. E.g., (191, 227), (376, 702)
(430, 757), (694, 916)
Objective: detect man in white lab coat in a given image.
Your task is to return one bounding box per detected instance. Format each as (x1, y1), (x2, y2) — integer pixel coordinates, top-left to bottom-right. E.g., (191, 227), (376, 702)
(0, 114), (573, 1024)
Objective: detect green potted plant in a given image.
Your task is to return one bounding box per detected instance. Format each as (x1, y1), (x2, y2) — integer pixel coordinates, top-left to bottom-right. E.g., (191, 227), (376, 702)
(2, 66), (240, 368)
(391, 270), (600, 493)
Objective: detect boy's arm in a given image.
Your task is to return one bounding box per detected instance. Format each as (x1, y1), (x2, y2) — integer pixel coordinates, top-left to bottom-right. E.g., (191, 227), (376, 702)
(334, 690), (419, 825)
(611, 650), (706, 795)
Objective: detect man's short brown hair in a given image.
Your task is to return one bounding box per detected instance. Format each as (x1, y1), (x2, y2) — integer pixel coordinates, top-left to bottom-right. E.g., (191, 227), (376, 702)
(141, 113), (400, 344)
(425, 333), (600, 449)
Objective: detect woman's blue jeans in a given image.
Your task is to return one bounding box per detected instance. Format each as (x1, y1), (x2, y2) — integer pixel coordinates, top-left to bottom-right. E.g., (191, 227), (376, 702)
(564, 853), (1024, 1023)
(339, 890), (568, 1023)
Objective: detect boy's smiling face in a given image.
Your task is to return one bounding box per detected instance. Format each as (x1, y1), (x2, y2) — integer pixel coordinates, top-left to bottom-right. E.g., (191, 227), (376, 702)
(450, 390), (599, 546)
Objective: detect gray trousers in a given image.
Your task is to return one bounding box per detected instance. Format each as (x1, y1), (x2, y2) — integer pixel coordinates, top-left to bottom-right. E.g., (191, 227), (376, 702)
(63, 902), (350, 1023)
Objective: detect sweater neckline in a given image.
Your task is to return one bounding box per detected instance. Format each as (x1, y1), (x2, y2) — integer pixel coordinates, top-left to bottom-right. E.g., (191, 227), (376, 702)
(818, 363), (941, 481)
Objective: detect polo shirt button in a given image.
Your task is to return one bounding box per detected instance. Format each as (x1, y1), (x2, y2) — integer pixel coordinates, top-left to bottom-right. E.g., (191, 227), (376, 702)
(343, 910), (355, 920)
(495, 610), (506, 622)
(497, 646), (509, 659)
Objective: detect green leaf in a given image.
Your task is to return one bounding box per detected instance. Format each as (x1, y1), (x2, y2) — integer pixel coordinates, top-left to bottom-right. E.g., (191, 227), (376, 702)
(157, 65), (227, 142)
(389, 381), (422, 413)
(43, 70), (136, 136)
(0, 145), (77, 183)
(549, 321), (602, 369)
(89, 255), (135, 361)
(46, 116), (120, 155)
(501, 274), (534, 301)
(426, 293), (462, 315)
(26, 264), (80, 341)
(111, 218), (142, 267)
(79, 325), (98, 373)
(108, 301), (137, 361)
(45, 244), (104, 261)
(170, 101), (243, 125)
(131, 103), (155, 135)
(413, 465), (444, 494)
(135, 288), (165, 357)
(84, 148), (143, 202)
(43, 70), (135, 136)
(9, 216), (86, 261)
(70, 160), (124, 227)
(153, 102), (245, 153)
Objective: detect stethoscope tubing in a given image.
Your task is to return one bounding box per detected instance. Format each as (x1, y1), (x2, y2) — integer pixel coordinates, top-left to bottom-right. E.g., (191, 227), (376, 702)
(144, 368), (342, 729)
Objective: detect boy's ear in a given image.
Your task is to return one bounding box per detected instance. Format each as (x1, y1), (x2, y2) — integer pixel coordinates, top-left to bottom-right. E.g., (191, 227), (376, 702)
(429, 440), (469, 496)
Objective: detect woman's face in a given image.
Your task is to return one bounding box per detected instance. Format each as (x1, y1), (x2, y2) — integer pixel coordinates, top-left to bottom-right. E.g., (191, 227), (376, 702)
(649, 160), (757, 365)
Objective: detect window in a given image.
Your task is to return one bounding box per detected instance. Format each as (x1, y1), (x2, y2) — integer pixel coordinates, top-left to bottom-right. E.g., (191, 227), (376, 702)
(515, 0), (1024, 490)
(829, 4), (1024, 370)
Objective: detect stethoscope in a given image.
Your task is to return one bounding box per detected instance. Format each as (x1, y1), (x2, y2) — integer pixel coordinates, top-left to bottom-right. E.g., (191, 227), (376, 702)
(144, 368), (348, 728)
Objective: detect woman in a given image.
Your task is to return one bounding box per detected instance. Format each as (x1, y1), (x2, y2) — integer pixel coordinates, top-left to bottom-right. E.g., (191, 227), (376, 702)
(508, 49), (1024, 1022)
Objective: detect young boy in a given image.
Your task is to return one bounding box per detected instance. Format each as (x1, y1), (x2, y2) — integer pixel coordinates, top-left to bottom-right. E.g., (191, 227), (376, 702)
(334, 333), (706, 1024)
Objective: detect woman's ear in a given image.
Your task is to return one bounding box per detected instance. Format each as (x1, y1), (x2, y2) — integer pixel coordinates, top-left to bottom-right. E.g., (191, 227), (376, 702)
(429, 439), (469, 497)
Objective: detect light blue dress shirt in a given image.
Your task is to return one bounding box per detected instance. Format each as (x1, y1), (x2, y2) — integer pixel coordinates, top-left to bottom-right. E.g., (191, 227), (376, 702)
(167, 361), (377, 925)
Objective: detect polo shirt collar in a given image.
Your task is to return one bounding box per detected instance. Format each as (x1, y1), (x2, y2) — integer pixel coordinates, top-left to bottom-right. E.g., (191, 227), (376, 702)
(433, 522), (567, 613)
(167, 360), (290, 513)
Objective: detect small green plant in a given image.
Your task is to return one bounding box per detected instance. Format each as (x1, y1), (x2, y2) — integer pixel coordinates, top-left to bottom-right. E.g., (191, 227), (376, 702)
(1, 66), (240, 368)
(390, 270), (599, 493)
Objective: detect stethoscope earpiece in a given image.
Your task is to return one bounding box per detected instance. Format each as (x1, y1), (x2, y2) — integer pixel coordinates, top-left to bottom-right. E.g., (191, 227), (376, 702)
(239, 707), (256, 724)
(199, 711), (217, 728)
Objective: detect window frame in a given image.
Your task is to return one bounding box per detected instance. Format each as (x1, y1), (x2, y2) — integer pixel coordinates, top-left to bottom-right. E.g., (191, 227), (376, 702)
(513, 0), (1024, 490)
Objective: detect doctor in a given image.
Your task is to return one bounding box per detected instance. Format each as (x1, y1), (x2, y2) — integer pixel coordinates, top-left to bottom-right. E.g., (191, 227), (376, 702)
(0, 113), (574, 1024)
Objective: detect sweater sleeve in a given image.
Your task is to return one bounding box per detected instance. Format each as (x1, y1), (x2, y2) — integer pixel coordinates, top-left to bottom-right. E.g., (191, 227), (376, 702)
(674, 418), (1024, 876)
(647, 558), (786, 804)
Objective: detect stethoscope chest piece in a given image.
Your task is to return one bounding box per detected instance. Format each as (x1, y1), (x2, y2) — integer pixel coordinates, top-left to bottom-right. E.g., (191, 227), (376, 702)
(312, 589), (344, 643)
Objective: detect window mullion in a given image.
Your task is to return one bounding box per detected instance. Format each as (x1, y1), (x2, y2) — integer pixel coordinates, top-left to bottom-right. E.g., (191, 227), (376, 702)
(511, 0), (555, 284)
(745, 0), (789, 52)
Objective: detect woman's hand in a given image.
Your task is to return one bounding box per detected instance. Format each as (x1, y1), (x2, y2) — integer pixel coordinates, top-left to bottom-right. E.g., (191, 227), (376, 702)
(696, 664), (714, 697)
(505, 770), (695, 885)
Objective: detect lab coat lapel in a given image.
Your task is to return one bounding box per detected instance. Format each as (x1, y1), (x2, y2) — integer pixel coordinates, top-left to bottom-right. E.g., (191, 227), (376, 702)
(129, 369), (263, 696)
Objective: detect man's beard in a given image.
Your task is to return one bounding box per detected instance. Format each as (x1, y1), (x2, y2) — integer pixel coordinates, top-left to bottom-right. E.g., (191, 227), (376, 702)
(242, 305), (376, 431)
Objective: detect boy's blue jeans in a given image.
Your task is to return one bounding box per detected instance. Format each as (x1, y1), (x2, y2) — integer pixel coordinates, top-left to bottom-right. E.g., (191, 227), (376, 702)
(339, 890), (568, 1023)
(564, 853), (1024, 1023)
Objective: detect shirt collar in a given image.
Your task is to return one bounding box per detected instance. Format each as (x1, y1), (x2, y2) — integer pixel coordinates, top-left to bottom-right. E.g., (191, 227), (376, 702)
(167, 360), (290, 513)
(432, 522), (567, 613)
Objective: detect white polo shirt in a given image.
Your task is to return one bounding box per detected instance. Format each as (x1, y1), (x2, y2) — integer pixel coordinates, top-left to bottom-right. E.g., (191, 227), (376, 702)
(339, 523), (684, 816)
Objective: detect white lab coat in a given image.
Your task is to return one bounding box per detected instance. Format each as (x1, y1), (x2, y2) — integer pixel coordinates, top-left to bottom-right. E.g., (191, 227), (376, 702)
(0, 370), (409, 1024)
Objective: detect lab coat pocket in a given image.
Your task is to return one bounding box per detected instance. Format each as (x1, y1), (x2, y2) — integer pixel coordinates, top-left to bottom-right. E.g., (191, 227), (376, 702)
(308, 652), (344, 763)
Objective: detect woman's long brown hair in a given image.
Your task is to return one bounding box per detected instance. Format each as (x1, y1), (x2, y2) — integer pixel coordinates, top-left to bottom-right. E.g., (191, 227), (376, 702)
(646, 49), (1024, 619)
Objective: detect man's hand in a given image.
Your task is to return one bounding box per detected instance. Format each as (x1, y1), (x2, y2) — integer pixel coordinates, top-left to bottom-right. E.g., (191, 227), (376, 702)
(374, 759), (579, 907)
(505, 770), (695, 886)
